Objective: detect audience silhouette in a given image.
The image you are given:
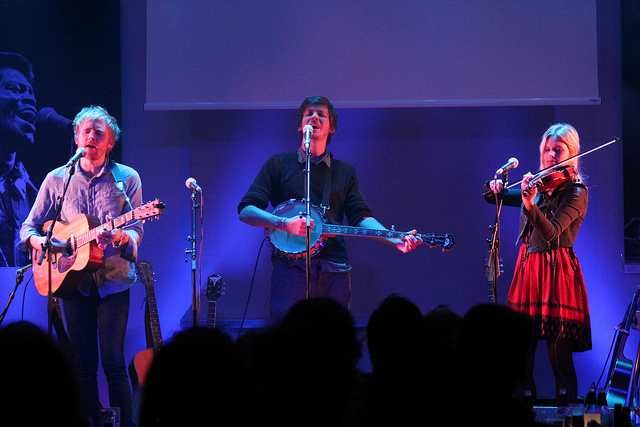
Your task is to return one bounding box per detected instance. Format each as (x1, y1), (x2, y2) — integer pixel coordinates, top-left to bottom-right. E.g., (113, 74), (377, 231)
(238, 297), (361, 427)
(348, 294), (427, 427)
(453, 303), (545, 427)
(3, 295), (559, 426)
(422, 303), (462, 423)
(0, 320), (85, 427)
(140, 326), (258, 427)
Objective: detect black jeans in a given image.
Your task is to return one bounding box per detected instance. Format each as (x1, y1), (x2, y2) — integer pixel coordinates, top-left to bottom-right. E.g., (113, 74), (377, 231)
(63, 285), (132, 427)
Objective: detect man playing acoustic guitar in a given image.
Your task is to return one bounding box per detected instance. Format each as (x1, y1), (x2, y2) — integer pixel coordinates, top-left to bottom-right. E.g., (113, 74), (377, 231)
(20, 105), (143, 427)
(239, 96), (422, 320)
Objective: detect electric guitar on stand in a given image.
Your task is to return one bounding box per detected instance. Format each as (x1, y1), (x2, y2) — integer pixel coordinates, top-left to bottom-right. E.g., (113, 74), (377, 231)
(204, 275), (223, 328)
(129, 260), (163, 427)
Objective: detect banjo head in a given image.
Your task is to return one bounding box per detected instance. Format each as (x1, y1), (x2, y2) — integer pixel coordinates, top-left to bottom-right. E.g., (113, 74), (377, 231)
(266, 199), (326, 260)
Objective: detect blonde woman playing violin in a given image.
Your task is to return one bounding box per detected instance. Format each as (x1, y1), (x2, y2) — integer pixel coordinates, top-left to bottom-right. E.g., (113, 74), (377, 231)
(485, 123), (590, 405)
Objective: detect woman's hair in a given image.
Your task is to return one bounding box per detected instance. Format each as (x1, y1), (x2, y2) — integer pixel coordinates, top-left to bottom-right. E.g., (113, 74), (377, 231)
(539, 123), (582, 181)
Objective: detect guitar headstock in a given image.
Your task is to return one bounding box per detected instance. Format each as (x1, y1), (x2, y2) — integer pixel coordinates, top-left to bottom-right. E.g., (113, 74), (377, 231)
(424, 233), (455, 251)
(136, 260), (155, 287)
(205, 274), (224, 302)
(134, 199), (165, 221)
(485, 252), (504, 280)
(485, 224), (502, 279)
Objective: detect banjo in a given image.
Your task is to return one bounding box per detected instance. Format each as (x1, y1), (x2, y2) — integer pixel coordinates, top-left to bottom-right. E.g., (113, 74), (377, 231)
(265, 199), (455, 260)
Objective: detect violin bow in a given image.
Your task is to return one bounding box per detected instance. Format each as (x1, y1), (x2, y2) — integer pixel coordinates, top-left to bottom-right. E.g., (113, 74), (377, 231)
(504, 136), (619, 190)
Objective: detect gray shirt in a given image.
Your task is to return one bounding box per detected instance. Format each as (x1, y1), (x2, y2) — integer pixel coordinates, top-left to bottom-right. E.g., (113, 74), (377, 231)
(19, 159), (143, 297)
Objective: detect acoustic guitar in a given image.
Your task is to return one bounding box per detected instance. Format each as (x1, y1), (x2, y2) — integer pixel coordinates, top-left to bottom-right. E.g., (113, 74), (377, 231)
(604, 285), (640, 407)
(266, 199), (454, 260)
(129, 260), (163, 427)
(32, 200), (164, 298)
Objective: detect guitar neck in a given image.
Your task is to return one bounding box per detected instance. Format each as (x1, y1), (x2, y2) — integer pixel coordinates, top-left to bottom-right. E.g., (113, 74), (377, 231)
(75, 210), (136, 248)
(485, 249), (502, 304)
(145, 283), (163, 351)
(207, 301), (217, 329)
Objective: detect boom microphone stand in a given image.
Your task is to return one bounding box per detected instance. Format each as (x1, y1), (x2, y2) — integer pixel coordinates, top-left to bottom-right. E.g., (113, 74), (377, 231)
(0, 265), (32, 327)
(38, 162), (77, 337)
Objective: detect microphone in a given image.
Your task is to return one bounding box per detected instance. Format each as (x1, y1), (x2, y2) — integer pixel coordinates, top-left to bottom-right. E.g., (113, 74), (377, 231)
(185, 177), (202, 192)
(65, 148), (87, 168)
(36, 107), (73, 133)
(303, 124), (313, 146)
(16, 264), (32, 276)
(495, 157), (519, 175)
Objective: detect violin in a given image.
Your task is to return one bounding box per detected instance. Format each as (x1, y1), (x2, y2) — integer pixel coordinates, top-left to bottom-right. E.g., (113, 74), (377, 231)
(522, 164), (577, 196)
(483, 136), (618, 199)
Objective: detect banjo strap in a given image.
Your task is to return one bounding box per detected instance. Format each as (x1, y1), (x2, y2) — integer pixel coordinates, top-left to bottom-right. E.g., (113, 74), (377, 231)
(321, 164), (331, 214)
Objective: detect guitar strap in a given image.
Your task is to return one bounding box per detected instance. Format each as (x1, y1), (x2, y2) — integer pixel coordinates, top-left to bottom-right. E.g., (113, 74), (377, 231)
(108, 159), (125, 182)
(109, 160), (133, 209)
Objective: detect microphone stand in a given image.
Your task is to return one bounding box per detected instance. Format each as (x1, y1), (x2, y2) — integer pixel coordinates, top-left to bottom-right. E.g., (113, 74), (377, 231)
(185, 190), (199, 327)
(0, 265), (32, 327)
(38, 164), (76, 337)
(304, 131), (312, 299)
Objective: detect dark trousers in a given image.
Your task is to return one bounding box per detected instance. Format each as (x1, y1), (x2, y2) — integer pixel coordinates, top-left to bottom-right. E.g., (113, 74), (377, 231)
(63, 285), (132, 427)
(270, 258), (351, 320)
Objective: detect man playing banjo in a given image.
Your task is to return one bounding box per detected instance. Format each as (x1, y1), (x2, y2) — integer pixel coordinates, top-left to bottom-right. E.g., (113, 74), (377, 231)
(238, 96), (422, 320)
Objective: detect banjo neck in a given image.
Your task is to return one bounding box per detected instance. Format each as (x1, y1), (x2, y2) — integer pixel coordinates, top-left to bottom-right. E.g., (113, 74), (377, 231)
(324, 224), (427, 241)
(323, 224), (454, 250)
